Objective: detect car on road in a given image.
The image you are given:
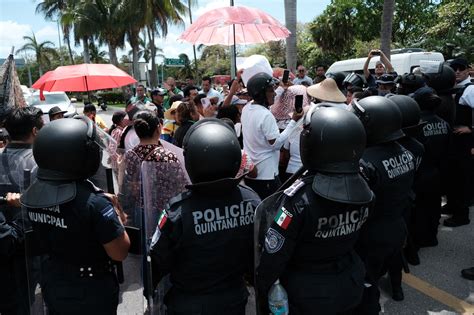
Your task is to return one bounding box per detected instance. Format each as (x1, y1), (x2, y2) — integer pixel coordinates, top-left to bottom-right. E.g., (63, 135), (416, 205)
(27, 91), (77, 123)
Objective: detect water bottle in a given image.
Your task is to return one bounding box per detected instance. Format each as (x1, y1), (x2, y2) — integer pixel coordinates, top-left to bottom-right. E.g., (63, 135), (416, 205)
(268, 279), (289, 315)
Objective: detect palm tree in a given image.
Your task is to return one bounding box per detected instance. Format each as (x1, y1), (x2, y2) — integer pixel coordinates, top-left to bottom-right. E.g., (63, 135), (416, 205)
(178, 53), (193, 79)
(380, 0), (395, 60)
(147, 0), (189, 87)
(128, 37), (164, 63)
(284, 0), (297, 72)
(60, 0), (95, 63)
(66, 0), (126, 66)
(88, 41), (108, 63)
(35, 0), (75, 64)
(16, 33), (59, 76)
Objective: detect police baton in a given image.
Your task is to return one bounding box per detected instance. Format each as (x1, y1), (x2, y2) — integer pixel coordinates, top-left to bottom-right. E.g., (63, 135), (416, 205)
(106, 168), (124, 284)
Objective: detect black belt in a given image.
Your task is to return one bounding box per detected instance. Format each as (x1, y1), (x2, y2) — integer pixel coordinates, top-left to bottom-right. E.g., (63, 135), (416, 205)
(47, 259), (116, 278)
(292, 251), (356, 273)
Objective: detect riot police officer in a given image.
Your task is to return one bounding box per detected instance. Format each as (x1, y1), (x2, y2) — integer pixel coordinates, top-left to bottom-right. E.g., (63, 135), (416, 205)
(412, 88), (451, 242)
(0, 107), (43, 315)
(385, 94), (425, 300)
(20, 117), (130, 314)
(149, 118), (261, 315)
(350, 96), (416, 314)
(256, 106), (374, 314)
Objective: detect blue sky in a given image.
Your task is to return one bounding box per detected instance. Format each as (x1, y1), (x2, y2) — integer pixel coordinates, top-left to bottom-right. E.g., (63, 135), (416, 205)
(0, 0), (331, 61)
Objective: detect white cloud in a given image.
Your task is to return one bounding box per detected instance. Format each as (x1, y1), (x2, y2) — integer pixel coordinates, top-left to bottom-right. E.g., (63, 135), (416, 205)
(0, 21), (62, 59)
(193, 0), (229, 18)
(0, 20), (31, 56)
(36, 25), (60, 43)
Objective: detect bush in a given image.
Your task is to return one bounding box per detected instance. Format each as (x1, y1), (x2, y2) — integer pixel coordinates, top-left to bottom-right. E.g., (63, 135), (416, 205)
(96, 91), (126, 104)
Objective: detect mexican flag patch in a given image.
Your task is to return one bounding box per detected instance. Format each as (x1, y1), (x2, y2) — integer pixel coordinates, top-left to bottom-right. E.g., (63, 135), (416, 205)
(274, 207), (292, 229)
(158, 210), (168, 229)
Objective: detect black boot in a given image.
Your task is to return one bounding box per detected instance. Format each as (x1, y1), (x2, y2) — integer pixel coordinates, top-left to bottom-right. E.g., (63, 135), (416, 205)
(391, 286), (404, 301)
(461, 267), (474, 280)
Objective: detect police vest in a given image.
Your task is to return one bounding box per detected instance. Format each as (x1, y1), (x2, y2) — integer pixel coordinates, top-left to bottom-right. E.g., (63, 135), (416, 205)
(361, 142), (416, 220)
(283, 176), (371, 265)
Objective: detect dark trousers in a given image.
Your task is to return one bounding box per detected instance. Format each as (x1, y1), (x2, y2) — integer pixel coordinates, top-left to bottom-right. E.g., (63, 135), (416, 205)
(43, 271), (119, 315)
(446, 136), (473, 220)
(413, 190), (441, 246)
(354, 243), (401, 315)
(282, 252), (365, 315)
(244, 177), (281, 200)
(166, 287), (248, 315)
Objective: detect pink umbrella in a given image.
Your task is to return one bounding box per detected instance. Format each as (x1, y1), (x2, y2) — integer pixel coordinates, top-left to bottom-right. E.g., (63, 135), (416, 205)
(32, 63), (136, 92)
(179, 6), (290, 46)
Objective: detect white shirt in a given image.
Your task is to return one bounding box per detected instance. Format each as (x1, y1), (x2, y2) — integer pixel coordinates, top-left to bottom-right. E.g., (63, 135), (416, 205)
(293, 75), (313, 86)
(199, 88), (223, 103)
(458, 77), (474, 109)
(241, 103), (297, 180)
(284, 126), (303, 174)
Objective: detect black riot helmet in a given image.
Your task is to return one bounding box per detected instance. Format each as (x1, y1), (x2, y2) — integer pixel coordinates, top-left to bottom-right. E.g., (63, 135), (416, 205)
(300, 106), (366, 173)
(425, 64), (456, 94)
(246, 72), (278, 106)
(300, 106), (373, 204)
(386, 94), (421, 129)
(325, 72), (347, 91)
(182, 118), (241, 184)
(343, 72), (366, 89)
(395, 73), (425, 95)
(350, 95), (404, 146)
(33, 116), (103, 181)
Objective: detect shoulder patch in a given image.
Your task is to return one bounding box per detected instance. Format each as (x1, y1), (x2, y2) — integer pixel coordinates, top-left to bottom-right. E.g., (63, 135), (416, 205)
(283, 179), (305, 197)
(99, 204), (116, 220)
(264, 228), (285, 254)
(274, 206), (293, 229)
(158, 209), (168, 229)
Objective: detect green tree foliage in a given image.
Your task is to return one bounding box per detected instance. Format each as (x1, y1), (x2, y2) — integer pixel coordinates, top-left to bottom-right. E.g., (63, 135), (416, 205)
(308, 0), (433, 53)
(16, 33), (59, 76)
(423, 0), (474, 60)
(243, 41), (286, 67)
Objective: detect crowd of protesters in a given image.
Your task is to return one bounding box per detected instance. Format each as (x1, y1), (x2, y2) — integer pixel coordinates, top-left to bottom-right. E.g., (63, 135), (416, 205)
(0, 50), (473, 314)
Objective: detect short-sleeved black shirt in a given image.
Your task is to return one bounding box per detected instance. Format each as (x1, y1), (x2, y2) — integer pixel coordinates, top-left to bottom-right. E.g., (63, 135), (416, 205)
(27, 180), (124, 264)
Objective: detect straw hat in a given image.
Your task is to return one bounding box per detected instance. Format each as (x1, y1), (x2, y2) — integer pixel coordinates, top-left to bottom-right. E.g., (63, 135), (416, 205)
(164, 101), (182, 120)
(307, 78), (346, 103)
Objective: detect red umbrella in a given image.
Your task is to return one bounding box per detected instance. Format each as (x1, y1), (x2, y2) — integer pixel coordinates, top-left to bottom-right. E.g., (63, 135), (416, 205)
(32, 63), (136, 92)
(179, 6), (290, 46)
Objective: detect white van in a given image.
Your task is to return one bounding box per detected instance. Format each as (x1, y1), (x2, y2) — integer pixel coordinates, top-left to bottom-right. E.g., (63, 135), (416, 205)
(326, 51), (445, 75)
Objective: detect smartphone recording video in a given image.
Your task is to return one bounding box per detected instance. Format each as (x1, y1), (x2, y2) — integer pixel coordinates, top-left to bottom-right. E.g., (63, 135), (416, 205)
(294, 95), (304, 113)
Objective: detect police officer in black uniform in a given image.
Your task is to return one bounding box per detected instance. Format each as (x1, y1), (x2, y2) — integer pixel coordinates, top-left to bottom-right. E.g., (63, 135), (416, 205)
(424, 64), (457, 127)
(412, 88), (451, 244)
(350, 96), (416, 314)
(20, 117), (130, 314)
(149, 118), (261, 315)
(385, 94), (425, 300)
(256, 106), (374, 314)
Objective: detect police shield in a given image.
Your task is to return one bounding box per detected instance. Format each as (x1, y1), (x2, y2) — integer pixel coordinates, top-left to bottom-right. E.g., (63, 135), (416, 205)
(253, 190), (286, 315)
(253, 191), (286, 272)
(116, 149), (148, 314)
(140, 160), (189, 314)
(0, 145), (44, 315)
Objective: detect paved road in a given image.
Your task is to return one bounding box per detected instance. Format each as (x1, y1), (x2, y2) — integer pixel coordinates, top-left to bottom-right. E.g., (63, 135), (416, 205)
(88, 104), (474, 314)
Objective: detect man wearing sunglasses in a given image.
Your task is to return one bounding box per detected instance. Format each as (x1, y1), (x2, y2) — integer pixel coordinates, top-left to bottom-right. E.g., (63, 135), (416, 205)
(443, 58), (473, 228)
(292, 65), (313, 86)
